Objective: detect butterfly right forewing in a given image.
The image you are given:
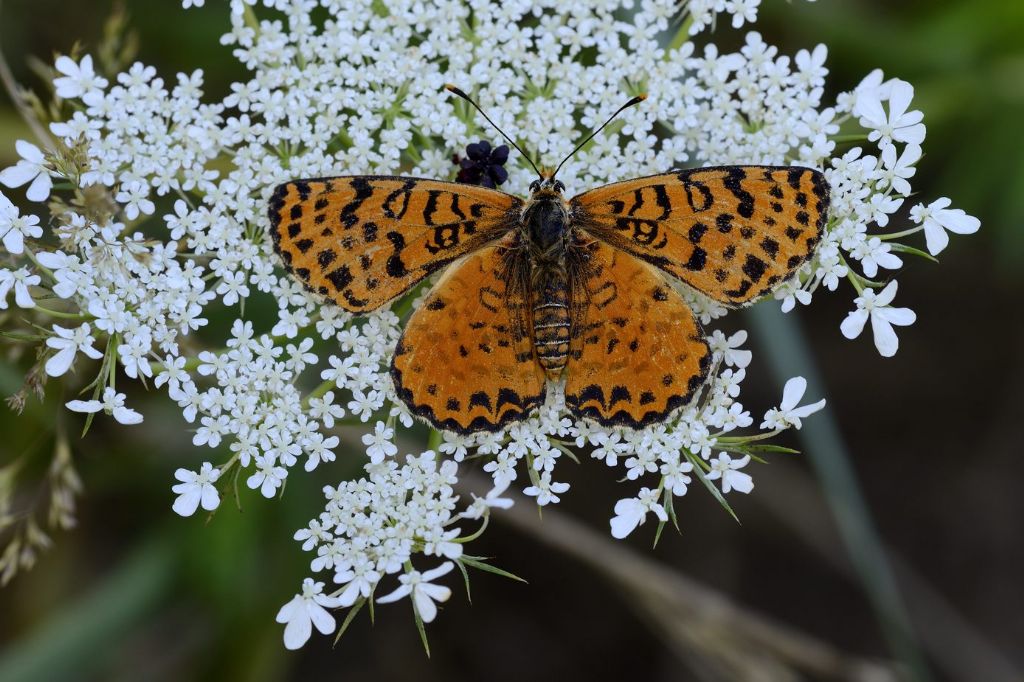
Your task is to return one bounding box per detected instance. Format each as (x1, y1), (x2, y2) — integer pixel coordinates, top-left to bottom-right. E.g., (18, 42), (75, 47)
(571, 166), (829, 306)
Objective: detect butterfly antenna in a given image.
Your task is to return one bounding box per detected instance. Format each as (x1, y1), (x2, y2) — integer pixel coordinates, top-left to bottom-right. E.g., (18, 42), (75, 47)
(444, 84), (544, 180)
(552, 94), (647, 179)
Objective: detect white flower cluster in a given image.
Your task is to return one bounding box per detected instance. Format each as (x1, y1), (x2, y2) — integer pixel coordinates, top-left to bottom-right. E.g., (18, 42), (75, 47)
(0, 0), (978, 649)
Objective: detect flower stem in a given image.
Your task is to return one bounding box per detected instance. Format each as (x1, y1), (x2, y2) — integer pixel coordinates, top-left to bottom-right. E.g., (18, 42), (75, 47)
(878, 225), (924, 241)
(301, 379), (336, 409)
(32, 305), (90, 321)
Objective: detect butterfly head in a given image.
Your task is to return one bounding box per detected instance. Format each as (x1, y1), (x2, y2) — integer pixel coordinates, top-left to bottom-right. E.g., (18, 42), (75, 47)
(529, 175), (566, 196)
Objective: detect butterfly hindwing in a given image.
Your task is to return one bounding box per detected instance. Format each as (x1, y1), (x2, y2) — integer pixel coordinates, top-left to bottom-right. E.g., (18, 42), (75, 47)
(571, 166), (829, 305)
(269, 176), (522, 313)
(565, 238), (711, 428)
(391, 234), (547, 433)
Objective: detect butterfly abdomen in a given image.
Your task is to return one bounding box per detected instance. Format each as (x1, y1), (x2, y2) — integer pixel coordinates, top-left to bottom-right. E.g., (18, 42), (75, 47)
(533, 271), (571, 379)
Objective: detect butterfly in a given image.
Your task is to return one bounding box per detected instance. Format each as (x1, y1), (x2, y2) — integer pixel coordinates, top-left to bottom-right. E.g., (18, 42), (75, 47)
(269, 85), (829, 434)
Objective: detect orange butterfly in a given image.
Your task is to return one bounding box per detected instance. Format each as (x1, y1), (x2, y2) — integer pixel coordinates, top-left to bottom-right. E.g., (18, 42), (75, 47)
(269, 86), (829, 434)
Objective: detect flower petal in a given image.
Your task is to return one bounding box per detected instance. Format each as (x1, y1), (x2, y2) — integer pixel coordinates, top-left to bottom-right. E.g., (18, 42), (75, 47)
(66, 399), (103, 413)
(45, 345), (77, 377)
(199, 483), (220, 511)
(282, 610), (312, 650)
(871, 316), (899, 357)
(26, 172), (52, 203)
(308, 602), (337, 636)
(779, 376), (807, 411)
(0, 162), (38, 188)
(112, 405), (144, 425)
(172, 488), (201, 516)
(14, 140), (44, 164)
(413, 588), (439, 623)
(840, 309), (868, 340)
(375, 584), (411, 604)
(924, 221), (950, 255)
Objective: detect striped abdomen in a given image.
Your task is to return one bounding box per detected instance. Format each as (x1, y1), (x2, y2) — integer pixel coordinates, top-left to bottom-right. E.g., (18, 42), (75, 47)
(533, 271), (570, 379)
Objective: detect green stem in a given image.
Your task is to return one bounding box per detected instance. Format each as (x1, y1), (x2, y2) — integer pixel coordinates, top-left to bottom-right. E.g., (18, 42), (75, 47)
(32, 305), (90, 321)
(878, 225), (924, 241)
(455, 515), (489, 543)
(715, 429), (783, 444)
(301, 379), (336, 409)
(23, 247), (55, 282)
(830, 134), (870, 143)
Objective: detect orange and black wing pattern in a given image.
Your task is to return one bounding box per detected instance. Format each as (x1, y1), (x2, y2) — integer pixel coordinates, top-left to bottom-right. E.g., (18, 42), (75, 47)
(571, 166), (829, 306)
(269, 176), (522, 313)
(565, 237), (711, 429)
(391, 234), (546, 434)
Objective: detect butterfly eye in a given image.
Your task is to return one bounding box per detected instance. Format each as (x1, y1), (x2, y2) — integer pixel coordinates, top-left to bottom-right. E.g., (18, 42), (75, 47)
(529, 180), (540, 193)
(554, 180), (565, 193)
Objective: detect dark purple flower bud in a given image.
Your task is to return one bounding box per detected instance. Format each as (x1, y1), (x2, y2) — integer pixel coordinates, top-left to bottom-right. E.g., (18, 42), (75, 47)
(453, 140), (510, 187)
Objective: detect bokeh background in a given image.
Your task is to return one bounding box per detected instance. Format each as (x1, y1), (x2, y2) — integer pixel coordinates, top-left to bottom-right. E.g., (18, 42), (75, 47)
(0, 1), (1021, 680)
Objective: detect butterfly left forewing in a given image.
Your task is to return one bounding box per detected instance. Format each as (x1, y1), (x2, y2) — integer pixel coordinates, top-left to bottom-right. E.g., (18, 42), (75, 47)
(391, 234), (546, 433)
(571, 166), (829, 306)
(565, 237), (711, 429)
(269, 176), (521, 313)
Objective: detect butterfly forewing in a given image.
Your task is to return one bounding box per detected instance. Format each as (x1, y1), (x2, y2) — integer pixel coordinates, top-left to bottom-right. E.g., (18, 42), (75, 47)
(391, 234), (547, 434)
(565, 238), (711, 429)
(571, 166), (829, 305)
(269, 176), (522, 313)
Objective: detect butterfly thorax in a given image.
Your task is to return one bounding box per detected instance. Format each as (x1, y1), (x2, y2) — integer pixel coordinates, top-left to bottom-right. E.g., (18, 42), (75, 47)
(523, 185), (572, 379)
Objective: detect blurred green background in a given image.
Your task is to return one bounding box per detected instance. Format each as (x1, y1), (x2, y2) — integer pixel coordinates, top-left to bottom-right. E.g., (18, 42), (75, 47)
(0, 1), (1021, 681)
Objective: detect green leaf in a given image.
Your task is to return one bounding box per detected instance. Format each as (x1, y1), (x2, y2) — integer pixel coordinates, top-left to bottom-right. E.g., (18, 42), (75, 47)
(412, 600), (431, 658)
(0, 330), (45, 342)
(332, 597), (366, 648)
(652, 518), (666, 548)
(745, 444), (801, 455)
(664, 487), (681, 534)
(460, 555), (528, 584)
(454, 558), (472, 604)
(888, 242), (940, 263)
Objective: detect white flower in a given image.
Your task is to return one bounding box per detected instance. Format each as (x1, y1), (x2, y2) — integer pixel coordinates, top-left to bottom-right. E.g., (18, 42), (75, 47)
(878, 142), (920, 196)
(0, 267), (41, 309)
(760, 377), (826, 430)
(910, 197), (980, 256)
(171, 462), (221, 516)
(45, 323), (103, 377)
(706, 454), (754, 494)
(66, 387), (144, 425)
(333, 560), (381, 607)
(247, 455), (287, 498)
(376, 562), (454, 624)
(840, 281), (916, 357)
(854, 79), (926, 145)
(0, 194), (43, 253)
(709, 329), (752, 369)
(361, 421), (397, 464)
(461, 479), (514, 520)
(115, 181), (155, 220)
(0, 141), (52, 203)
(609, 488), (668, 539)
(53, 55), (107, 103)
(850, 236), (902, 278)
(276, 579), (343, 650)
(523, 475), (570, 506)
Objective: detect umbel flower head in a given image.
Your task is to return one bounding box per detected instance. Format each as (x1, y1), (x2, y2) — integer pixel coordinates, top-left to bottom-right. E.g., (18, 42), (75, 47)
(0, 0), (979, 651)
(454, 140), (510, 188)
